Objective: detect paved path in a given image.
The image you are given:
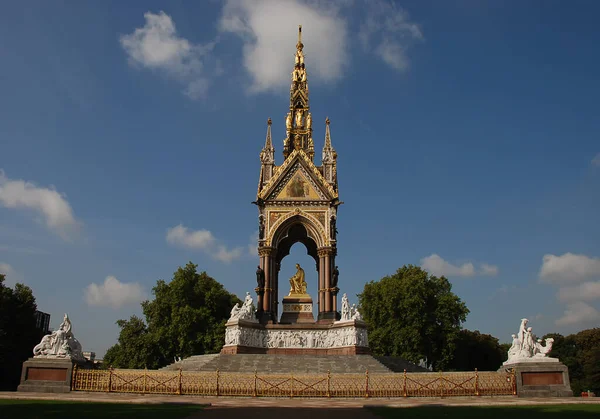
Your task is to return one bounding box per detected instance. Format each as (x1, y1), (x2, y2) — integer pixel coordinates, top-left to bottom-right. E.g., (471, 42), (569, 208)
(1, 391), (599, 408)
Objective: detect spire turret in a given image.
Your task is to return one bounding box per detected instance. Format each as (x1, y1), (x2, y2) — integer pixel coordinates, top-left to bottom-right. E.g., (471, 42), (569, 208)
(283, 25), (313, 161)
(322, 117), (337, 188)
(260, 117), (275, 182)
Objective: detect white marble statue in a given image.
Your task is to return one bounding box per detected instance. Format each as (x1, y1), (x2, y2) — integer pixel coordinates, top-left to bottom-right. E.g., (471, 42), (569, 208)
(518, 318), (528, 350)
(340, 293), (351, 321)
(503, 318), (558, 365)
(535, 338), (554, 357)
(508, 334), (520, 358)
(228, 292), (257, 322)
(33, 313), (85, 361)
(229, 303), (242, 321)
(351, 306), (363, 321)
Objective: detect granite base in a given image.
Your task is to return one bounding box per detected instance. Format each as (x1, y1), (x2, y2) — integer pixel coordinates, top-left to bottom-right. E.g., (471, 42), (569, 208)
(501, 360), (573, 397)
(17, 358), (81, 393)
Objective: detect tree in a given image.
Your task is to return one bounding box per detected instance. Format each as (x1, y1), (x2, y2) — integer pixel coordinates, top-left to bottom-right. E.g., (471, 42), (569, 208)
(104, 262), (241, 369)
(102, 316), (158, 369)
(358, 265), (469, 370)
(0, 274), (43, 390)
(499, 342), (511, 362)
(543, 329), (600, 395)
(447, 329), (505, 371)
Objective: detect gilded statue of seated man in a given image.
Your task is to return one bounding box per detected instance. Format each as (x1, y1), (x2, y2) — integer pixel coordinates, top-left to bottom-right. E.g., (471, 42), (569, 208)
(288, 263), (307, 295)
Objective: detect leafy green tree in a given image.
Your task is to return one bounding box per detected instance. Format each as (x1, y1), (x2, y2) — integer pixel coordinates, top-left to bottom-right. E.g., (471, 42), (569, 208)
(499, 342), (511, 362)
(447, 329), (505, 371)
(103, 316), (158, 369)
(543, 330), (600, 395)
(358, 265), (469, 370)
(104, 263), (241, 369)
(0, 274), (43, 390)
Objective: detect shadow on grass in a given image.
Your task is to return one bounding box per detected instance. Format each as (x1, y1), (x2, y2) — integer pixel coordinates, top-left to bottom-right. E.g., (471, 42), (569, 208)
(0, 400), (202, 419)
(369, 404), (600, 419)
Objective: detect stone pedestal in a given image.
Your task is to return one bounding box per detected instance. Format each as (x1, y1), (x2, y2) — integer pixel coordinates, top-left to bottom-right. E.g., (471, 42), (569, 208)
(501, 359), (573, 397)
(18, 358), (81, 393)
(280, 295), (314, 324)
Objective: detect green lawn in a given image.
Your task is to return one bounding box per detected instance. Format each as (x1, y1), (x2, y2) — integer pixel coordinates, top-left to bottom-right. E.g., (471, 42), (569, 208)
(370, 404), (600, 419)
(0, 400), (203, 419)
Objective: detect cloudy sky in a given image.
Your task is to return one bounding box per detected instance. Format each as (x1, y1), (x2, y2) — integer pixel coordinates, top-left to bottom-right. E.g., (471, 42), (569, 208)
(1, 1), (599, 358)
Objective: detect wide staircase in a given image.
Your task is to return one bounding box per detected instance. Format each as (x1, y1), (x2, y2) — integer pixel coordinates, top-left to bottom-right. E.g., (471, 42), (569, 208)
(160, 354), (424, 374)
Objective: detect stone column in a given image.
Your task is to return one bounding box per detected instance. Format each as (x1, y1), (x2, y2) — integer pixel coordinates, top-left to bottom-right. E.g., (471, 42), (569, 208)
(272, 258), (279, 321)
(332, 288), (338, 314)
(318, 247), (336, 321)
(317, 249), (327, 315)
(325, 252), (331, 312)
(259, 247), (275, 319)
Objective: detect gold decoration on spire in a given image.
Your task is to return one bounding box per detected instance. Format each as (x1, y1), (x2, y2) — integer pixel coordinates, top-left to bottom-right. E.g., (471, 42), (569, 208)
(285, 25), (312, 161)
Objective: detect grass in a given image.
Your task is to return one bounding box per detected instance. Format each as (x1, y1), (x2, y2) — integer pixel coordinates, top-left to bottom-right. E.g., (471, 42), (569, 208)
(0, 400), (203, 419)
(369, 404), (600, 419)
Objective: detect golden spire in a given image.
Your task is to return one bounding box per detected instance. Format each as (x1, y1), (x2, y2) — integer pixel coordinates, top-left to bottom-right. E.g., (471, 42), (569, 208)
(284, 25), (311, 161)
(261, 117), (274, 166)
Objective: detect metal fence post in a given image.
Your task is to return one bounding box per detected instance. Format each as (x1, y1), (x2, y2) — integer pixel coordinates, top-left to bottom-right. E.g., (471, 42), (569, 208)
(290, 373), (294, 398)
(143, 368), (147, 394)
(254, 370), (257, 397)
(403, 369), (407, 397)
(108, 367), (113, 392)
(327, 370), (331, 398)
(71, 363), (78, 391)
(511, 368), (517, 395)
(216, 369), (220, 396)
(178, 368), (182, 395)
(475, 368), (480, 396)
(365, 370), (370, 398)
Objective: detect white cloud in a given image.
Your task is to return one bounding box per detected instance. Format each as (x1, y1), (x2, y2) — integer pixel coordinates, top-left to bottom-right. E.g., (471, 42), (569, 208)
(0, 262), (22, 287)
(592, 153), (600, 167)
(556, 301), (600, 327)
(166, 224), (244, 263)
(358, 0), (423, 71)
(0, 262), (18, 286)
(213, 245), (243, 263)
(480, 263), (499, 276)
(248, 230), (259, 257)
(120, 11), (215, 99)
(557, 281), (600, 303)
(0, 170), (80, 240)
(166, 224), (215, 249)
(539, 253), (600, 284)
(219, 0), (348, 93)
(84, 276), (146, 309)
(420, 254), (498, 278)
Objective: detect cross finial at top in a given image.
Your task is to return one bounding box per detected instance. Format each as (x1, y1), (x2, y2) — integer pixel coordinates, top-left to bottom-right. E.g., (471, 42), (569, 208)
(296, 25), (304, 51)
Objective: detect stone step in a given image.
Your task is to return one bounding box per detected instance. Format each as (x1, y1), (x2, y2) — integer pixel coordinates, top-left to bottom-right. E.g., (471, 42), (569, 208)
(374, 356), (428, 373)
(160, 354), (422, 374)
(161, 354), (220, 371)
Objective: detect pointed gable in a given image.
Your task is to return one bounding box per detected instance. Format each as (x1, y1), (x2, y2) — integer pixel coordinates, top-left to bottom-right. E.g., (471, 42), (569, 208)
(258, 149), (337, 201)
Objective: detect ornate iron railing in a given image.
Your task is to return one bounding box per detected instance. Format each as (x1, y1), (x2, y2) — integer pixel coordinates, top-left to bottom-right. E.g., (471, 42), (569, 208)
(72, 366), (516, 397)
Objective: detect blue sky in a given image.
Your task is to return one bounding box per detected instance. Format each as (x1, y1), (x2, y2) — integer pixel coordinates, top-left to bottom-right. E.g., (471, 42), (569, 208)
(1, 1), (599, 358)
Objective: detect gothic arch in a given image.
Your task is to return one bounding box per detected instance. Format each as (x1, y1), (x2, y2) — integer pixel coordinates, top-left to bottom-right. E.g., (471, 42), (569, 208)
(270, 210), (325, 251)
(257, 210), (337, 323)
